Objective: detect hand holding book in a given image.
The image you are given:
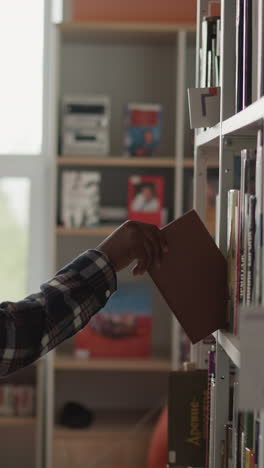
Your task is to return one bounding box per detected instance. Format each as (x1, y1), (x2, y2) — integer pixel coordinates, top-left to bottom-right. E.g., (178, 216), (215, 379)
(97, 220), (168, 274)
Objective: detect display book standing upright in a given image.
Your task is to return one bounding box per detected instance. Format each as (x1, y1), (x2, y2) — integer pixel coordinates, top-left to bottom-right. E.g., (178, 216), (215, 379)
(191, 1), (264, 467)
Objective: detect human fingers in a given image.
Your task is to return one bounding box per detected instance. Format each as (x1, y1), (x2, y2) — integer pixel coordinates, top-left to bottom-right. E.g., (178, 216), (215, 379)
(144, 226), (163, 268)
(133, 235), (155, 275)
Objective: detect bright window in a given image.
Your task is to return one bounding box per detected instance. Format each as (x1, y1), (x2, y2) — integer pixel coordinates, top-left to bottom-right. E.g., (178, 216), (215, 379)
(0, 178), (30, 301)
(0, 0), (44, 155)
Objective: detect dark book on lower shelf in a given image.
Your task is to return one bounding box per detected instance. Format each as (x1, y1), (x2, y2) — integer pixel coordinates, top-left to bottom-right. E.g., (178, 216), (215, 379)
(148, 209), (228, 344)
(167, 370), (208, 467)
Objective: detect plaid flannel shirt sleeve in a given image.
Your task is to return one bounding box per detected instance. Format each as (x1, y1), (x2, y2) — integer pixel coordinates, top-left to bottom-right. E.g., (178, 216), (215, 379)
(0, 250), (117, 376)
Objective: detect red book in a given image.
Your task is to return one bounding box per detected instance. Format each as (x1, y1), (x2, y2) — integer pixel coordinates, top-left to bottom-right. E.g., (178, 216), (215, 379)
(128, 175), (164, 227)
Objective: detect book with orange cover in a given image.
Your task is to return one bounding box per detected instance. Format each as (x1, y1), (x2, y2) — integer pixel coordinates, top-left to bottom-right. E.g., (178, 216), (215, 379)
(148, 210), (228, 344)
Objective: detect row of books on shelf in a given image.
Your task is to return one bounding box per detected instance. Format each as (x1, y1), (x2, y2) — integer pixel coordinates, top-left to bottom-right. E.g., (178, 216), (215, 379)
(167, 349), (263, 467)
(235, 0), (264, 111)
(60, 172), (167, 228)
(0, 385), (35, 418)
(199, 0), (264, 112)
(200, 15), (221, 88)
(61, 97), (163, 157)
(226, 125), (264, 335)
(207, 347), (263, 468)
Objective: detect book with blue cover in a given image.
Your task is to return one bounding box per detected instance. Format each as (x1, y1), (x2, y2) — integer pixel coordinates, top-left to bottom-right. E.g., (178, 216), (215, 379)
(123, 103), (162, 157)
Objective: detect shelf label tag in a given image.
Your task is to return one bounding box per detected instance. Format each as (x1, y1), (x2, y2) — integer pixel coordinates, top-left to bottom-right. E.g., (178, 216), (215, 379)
(239, 306), (264, 409)
(187, 87), (220, 129)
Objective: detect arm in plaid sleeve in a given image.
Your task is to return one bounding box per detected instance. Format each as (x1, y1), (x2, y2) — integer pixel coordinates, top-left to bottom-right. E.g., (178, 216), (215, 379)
(0, 250), (116, 376)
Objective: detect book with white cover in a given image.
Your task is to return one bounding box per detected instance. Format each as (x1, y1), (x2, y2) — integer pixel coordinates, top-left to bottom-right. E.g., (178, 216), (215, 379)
(61, 171), (101, 227)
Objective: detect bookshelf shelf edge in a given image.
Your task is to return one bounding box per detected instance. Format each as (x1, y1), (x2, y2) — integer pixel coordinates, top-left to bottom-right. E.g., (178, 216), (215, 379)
(57, 21), (196, 35)
(216, 330), (240, 367)
(54, 356), (171, 372)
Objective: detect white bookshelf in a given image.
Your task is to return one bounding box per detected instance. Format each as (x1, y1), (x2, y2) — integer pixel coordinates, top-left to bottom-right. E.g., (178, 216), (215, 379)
(193, 1), (264, 467)
(196, 125), (221, 148)
(213, 331), (240, 368)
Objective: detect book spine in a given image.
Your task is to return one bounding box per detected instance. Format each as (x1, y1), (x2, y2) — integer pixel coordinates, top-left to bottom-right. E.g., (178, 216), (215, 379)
(244, 411), (254, 463)
(241, 429), (246, 468)
(246, 195), (256, 305)
(251, 0), (259, 103)
(228, 425), (233, 468)
(235, 0), (244, 112)
(234, 191), (241, 335)
(201, 18), (208, 87)
(208, 375), (216, 468)
(254, 127), (264, 306)
(257, 0), (264, 98)
(206, 346), (216, 467)
(239, 149), (256, 308)
(232, 381), (239, 468)
(242, 0), (253, 108)
(227, 190), (240, 331)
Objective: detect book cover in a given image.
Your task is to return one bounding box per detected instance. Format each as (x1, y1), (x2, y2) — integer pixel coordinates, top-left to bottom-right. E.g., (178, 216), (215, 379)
(123, 103), (162, 157)
(74, 284), (153, 358)
(167, 370), (208, 467)
(148, 210), (228, 344)
(128, 175), (164, 227)
(61, 170), (101, 227)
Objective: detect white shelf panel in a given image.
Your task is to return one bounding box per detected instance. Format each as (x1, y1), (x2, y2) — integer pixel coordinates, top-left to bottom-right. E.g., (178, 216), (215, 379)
(222, 97), (264, 137)
(215, 330), (240, 367)
(196, 98), (264, 149)
(195, 124), (220, 148)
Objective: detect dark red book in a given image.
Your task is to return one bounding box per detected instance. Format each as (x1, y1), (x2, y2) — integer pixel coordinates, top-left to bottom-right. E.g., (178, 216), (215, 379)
(148, 210), (228, 344)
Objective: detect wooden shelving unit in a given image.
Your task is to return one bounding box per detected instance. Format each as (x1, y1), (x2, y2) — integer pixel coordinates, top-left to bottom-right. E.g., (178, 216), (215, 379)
(55, 355), (171, 372)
